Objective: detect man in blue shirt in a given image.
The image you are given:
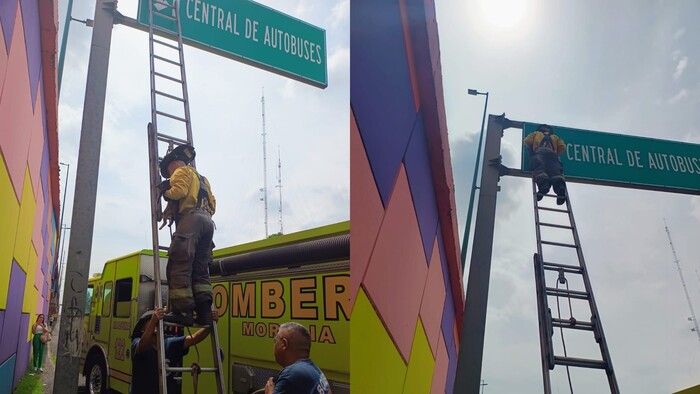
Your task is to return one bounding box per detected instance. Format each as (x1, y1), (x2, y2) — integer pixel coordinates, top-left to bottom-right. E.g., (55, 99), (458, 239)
(130, 307), (216, 394)
(265, 322), (330, 394)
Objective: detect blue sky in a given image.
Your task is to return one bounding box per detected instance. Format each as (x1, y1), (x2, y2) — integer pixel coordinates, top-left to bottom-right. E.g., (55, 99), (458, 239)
(438, 0), (700, 392)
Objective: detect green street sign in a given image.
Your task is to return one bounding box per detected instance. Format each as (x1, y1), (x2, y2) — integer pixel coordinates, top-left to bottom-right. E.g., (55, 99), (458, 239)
(521, 122), (700, 193)
(137, 0), (327, 88)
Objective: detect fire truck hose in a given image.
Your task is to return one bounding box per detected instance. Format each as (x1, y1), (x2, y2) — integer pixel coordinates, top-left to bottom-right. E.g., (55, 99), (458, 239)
(191, 362), (201, 394)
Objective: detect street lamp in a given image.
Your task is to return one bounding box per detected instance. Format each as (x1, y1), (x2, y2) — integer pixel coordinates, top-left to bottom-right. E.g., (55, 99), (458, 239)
(57, 0), (94, 96)
(461, 89), (489, 269)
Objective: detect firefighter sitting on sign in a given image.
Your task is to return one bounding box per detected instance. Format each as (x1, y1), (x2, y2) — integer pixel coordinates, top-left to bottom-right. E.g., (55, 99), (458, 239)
(524, 124), (567, 205)
(157, 144), (217, 326)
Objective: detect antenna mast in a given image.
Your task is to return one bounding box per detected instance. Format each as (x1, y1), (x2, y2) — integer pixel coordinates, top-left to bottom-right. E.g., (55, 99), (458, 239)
(664, 219), (700, 341)
(260, 88), (268, 238)
(276, 146), (284, 235)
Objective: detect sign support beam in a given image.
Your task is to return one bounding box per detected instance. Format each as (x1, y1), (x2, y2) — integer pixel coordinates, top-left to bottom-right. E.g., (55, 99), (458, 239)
(454, 114), (506, 394)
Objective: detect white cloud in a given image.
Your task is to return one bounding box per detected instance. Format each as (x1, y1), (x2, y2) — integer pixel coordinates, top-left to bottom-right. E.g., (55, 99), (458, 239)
(668, 88), (688, 104)
(327, 0), (349, 29)
(673, 28), (686, 40)
(673, 55), (689, 79)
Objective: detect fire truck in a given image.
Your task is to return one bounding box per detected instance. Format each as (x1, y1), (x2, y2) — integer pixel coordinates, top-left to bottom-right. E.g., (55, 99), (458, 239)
(80, 222), (349, 393)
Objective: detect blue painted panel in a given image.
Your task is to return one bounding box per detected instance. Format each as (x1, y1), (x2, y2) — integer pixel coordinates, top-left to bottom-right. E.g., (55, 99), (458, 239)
(14, 319), (30, 386)
(404, 113), (439, 262)
(0, 353), (16, 394)
(351, 0), (417, 206)
(441, 285), (455, 354)
(19, 0), (42, 110)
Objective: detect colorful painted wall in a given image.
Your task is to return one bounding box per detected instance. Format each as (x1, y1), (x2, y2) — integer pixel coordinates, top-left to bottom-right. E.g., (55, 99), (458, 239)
(0, 0), (59, 391)
(350, 0), (465, 392)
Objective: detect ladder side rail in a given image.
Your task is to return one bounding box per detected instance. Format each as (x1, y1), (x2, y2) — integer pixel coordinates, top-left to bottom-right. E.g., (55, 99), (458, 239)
(209, 324), (226, 392)
(564, 193), (621, 393)
(148, 2), (169, 392)
(533, 254), (553, 394)
(173, 0), (195, 163)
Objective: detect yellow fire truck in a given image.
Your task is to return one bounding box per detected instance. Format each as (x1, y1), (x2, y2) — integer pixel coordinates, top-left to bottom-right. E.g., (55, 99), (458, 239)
(80, 222), (349, 393)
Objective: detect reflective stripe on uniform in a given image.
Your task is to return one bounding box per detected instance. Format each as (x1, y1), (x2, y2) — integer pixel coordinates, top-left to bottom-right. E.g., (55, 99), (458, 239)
(169, 287), (193, 299)
(192, 283), (213, 293)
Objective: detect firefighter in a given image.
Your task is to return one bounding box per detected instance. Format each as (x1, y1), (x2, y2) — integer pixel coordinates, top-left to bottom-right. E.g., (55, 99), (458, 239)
(524, 124), (567, 205)
(157, 144), (216, 326)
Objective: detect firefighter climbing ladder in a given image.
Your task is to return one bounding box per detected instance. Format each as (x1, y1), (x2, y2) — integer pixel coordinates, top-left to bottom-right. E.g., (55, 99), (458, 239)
(145, 0), (225, 392)
(531, 183), (620, 394)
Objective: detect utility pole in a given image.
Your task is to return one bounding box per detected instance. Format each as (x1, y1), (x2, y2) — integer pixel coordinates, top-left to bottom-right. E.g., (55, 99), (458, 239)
(664, 220), (700, 341)
(276, 146), (284, 234)
(54, 0), (116, 392)
(260, 89), (269, 238)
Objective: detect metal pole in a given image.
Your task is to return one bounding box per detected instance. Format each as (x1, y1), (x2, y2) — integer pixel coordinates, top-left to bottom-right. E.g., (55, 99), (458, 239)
(57, 0), (75, 96)
(54, 0), (116, 392)
(461, 92), (489, 269)
(454, 115), (504, 394)
(50, 163), (70, 315)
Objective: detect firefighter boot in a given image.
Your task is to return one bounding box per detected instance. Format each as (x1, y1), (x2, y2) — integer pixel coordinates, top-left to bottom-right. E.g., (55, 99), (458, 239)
(194, 294), (213, 326)
(552, 176), (567, 205)
(534, 174), (550, 200)
(163, 307), (194, 327)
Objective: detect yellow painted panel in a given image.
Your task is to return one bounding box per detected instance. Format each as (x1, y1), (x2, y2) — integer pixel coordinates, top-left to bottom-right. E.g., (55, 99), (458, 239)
(351, 288), (407, 393)
(14, 169), (36, 272)
(22, 245), (38, 314)
(403, 320), (436, 394)
(0, 161), (20, 309)
(675, 384), (700, 394)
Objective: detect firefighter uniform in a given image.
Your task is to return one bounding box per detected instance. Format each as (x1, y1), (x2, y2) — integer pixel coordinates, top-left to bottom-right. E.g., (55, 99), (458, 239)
(159, 145), (216, 325)
(523, 125), (567, 204)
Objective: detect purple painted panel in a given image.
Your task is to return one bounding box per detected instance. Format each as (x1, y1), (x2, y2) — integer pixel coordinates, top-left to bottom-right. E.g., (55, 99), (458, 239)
(0, 310), (5, 343)
(445, 342), (457, 394)
(0, 261), (26, 363)
(19, 0), (41, 109)
(438, 231), (450, 289)
(441, 286), (455, 354)
(404, 113), (439, 262)
(0, 354), (16, 394)
(14, 316), (30, 386)
(351, 0), (417, 206)
(0, 0), (18, 53)
(41, 137), (49, 245)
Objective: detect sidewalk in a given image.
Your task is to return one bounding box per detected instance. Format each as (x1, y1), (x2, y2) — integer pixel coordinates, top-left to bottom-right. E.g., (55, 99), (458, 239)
(38, 321), (59, 392)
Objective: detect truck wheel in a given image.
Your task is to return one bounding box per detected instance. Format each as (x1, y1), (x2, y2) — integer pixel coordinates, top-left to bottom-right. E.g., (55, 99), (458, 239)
(85, 355), (108, 394)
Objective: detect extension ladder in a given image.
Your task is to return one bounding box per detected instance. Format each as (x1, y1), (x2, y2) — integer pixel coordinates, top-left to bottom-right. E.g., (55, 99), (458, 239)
(531, 182), (620, 393)
(145, 0), (225, 392)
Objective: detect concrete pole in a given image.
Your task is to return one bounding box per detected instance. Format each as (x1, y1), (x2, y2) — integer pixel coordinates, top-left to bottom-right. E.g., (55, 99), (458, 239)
(454, 115), (504, 394)
(54, 0), (116, 392)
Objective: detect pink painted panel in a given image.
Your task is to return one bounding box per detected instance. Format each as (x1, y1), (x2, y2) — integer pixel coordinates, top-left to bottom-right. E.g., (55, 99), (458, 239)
(419, 236), (446, 357)
(430, 332), (449, 394)
(350, 111), (384, 307)
(27, 86), (44, 197)
(0, 10), (31, 201)
(363, 165), (429, 362)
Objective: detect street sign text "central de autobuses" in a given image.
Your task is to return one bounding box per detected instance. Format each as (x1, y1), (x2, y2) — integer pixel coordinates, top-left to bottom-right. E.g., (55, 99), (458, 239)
(138, 0), (328, 88)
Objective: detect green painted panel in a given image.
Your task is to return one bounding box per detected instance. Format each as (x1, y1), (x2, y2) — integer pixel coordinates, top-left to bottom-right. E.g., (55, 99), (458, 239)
(521, 122), (700, 192)
(137, 0), (327, 88)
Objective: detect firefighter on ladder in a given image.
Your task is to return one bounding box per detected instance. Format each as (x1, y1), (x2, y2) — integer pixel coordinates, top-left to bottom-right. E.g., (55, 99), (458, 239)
(157, 144), (217, 326)
(524, 124), (568, 205)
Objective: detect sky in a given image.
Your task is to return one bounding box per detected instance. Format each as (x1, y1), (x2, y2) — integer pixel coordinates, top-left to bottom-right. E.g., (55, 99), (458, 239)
(436, 1), (700, 393)
(56, 0), (349, 276)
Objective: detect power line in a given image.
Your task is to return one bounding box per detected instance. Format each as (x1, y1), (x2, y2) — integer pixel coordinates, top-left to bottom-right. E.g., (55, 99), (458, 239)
(664, 219), (700, 341)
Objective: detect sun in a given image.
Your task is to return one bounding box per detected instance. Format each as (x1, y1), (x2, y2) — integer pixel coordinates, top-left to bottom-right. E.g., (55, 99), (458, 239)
(480, 0), (528, 31)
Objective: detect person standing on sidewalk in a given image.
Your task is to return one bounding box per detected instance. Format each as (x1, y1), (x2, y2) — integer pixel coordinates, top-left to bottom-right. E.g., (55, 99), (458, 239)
(31, 314), (47, 372)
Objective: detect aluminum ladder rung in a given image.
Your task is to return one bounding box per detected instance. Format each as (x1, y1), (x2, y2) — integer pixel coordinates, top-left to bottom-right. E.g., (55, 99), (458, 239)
(552, 317), (594, 331)
(153, 54), (181, 67)
(541, 240), (578, 249)
(538, 206), (569, 214)
(154, 71), (183, 84)
(156, 110), (187, 123)
(151, 24), (178, 36)
(156, 133), (188, 145)
(546, 287), (589, 300)
(166, 367), (219, 373)
(158, 245), (169, 251)
(542, 262), (583, 275)
(537, 221), (573, 230)
(155, 89), (185, 102)
(153, 38), (180, 51)
(554, 356), (608, 369)
(162, 321), (212, 329)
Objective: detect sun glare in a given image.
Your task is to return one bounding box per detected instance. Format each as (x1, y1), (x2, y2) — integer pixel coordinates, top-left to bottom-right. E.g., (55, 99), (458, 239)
(480, 0), (528, 31)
